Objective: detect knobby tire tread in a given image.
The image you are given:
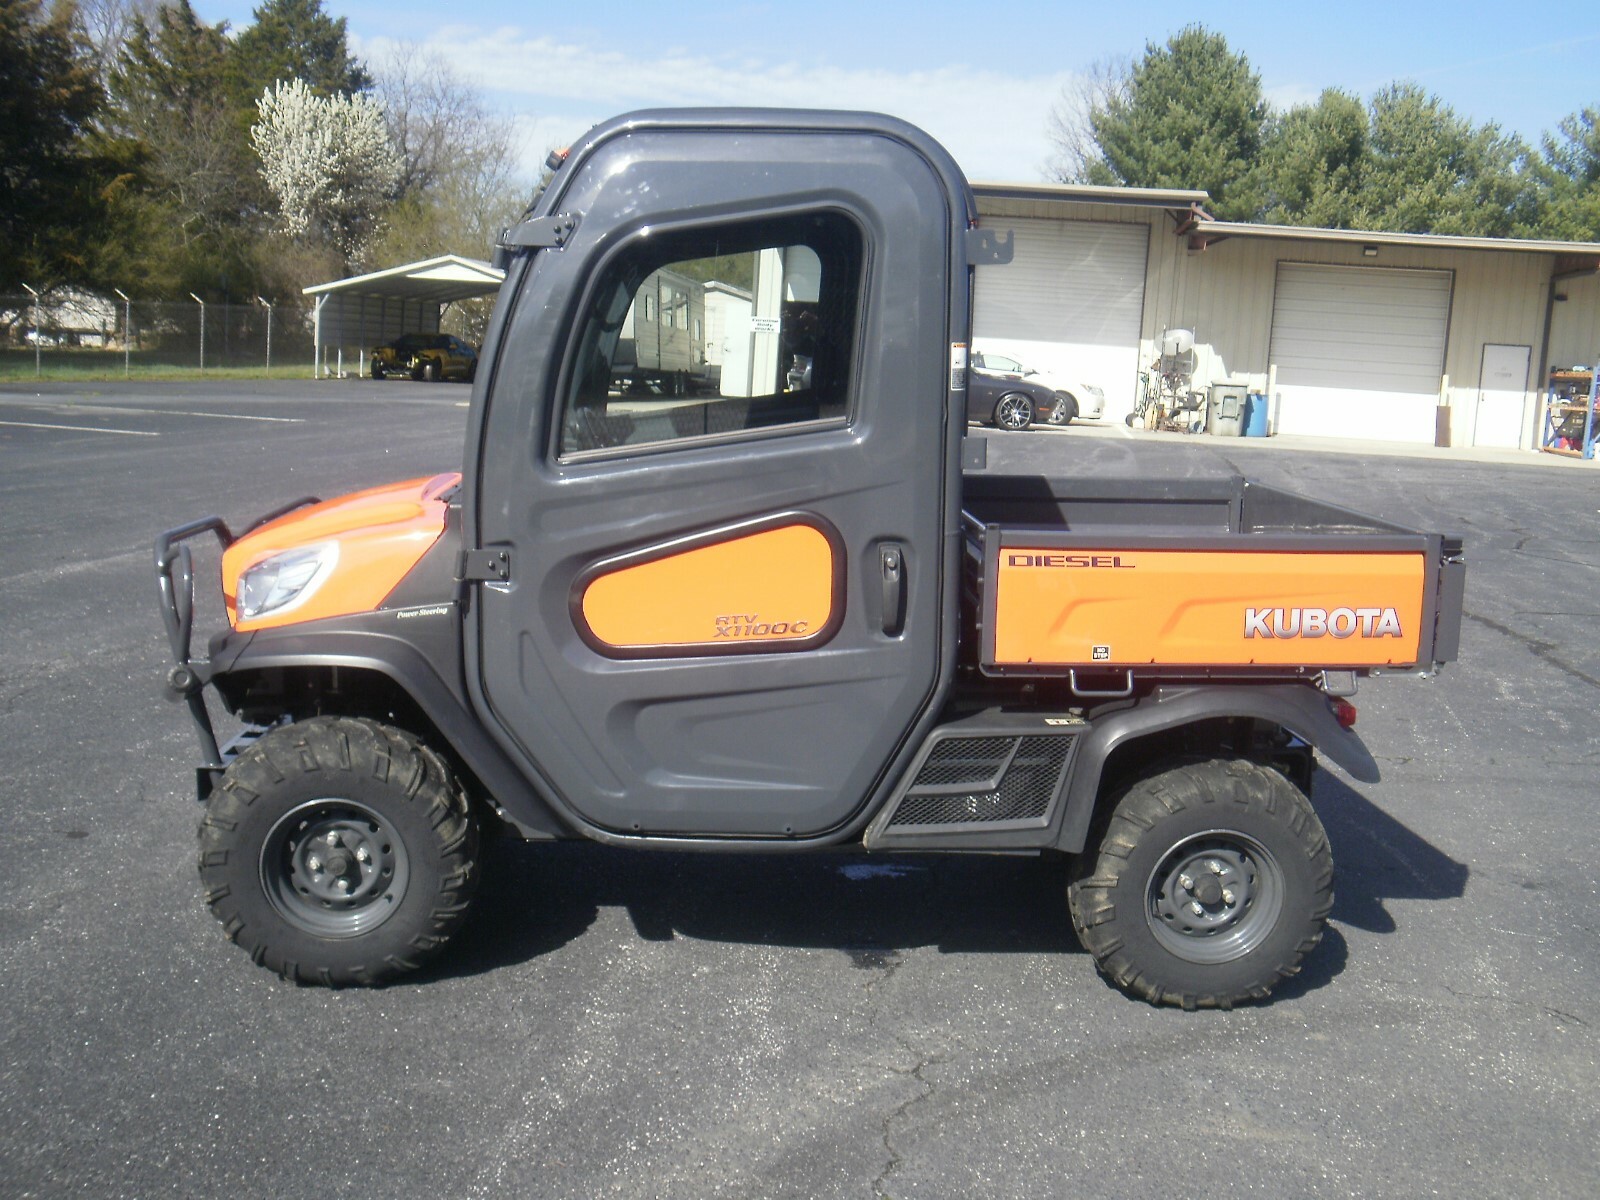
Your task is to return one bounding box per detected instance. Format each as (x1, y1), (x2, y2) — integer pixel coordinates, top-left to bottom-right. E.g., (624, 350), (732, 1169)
(197, 716), (479, 986)
(1067, 758), (1333, 1010)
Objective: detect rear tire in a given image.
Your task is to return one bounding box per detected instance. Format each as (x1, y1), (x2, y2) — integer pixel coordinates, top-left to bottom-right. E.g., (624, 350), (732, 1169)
(424, 359), (441, 382)
(1067, 758), (1332, 1009)
(197, 716), (479, 986)
(371, 362), (385, 380)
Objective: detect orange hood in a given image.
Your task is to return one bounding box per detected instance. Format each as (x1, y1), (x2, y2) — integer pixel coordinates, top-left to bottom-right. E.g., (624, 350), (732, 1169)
(223, 472), (459, 631)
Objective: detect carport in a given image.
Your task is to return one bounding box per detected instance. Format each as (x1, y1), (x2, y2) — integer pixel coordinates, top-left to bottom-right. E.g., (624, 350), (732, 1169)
(302, 255), (505, 376)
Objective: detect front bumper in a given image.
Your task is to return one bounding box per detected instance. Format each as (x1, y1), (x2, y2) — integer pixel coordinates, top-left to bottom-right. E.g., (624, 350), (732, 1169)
(154, 497), (318, 785)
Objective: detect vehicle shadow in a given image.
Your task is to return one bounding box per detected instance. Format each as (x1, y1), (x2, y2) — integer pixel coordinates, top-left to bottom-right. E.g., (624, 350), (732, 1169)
(1313, 772), (1471, 934)
(420, 770), (1467, 995)
(421, 840), (1080, 984)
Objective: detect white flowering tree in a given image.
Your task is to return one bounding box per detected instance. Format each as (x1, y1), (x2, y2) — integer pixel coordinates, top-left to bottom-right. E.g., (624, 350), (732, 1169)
(250, 77), (400, 265)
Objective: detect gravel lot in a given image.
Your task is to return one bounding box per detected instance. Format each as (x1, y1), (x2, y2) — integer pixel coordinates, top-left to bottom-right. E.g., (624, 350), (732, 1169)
(1, 381), (1595, 1198)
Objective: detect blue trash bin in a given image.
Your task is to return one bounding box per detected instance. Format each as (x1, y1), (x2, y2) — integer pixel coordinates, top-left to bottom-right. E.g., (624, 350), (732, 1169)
(1244, 393), (1270, 437)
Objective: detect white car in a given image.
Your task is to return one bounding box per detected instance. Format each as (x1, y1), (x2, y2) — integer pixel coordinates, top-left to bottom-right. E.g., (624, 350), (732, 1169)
(971, 348), (1106, 421)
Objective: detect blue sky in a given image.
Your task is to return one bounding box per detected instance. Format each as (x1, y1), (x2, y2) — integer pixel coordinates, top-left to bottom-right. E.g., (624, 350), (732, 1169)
(196, 1), (1600, 184)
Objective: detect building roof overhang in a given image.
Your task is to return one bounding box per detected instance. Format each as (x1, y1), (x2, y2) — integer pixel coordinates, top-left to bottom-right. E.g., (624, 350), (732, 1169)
(1184, 219), (1600, 268)
(302, 255), (506, 305)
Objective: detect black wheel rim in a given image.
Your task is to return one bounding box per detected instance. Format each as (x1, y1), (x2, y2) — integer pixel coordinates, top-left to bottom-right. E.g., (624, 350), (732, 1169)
(1145, 829), (1284, 964)
(995, 394), (1031, 429)
(261, 799), (410, 938)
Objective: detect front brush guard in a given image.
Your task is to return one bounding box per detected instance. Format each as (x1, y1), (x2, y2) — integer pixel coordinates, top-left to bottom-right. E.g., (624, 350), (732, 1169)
(154, 497), (319, 771)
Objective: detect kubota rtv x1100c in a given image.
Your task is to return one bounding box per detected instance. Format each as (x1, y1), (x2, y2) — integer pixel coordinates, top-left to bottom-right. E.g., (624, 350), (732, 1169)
(156, 109), (1464, 1007)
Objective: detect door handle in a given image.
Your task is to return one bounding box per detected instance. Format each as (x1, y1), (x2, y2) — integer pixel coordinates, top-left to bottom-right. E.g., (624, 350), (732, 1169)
(880, 544), (906, 637)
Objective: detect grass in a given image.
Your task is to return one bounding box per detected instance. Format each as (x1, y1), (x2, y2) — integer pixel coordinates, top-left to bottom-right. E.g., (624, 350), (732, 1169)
(0, 352), (318, 383)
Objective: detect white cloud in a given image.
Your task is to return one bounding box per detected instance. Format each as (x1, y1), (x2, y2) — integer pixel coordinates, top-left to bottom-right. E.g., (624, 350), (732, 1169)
(1262, 80), (1323, 114)
(355, 28), (1076, 183)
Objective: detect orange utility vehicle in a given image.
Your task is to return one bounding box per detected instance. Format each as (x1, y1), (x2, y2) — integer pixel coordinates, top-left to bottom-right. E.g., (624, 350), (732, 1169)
(156, 110), (1464, 1007)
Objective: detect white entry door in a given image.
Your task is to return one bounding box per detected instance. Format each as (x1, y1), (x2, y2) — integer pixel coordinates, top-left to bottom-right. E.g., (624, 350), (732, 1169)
(1474, 343), (1532, 448)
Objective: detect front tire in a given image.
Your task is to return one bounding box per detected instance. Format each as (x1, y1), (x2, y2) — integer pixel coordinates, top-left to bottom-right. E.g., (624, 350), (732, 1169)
(1046, 393), (1078, 426)
(1068, 759), (1333, 1009)
(993, 391), (1033, 430)
(197, 716), (479, 986)
(424, 359), (441, 382)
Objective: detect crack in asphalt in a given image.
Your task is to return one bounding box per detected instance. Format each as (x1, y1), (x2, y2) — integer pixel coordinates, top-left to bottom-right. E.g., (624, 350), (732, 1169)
(1462, 609), (1600, 692)
(872, 1045), (948, 1199)
(1443, 985), (1589, 1028)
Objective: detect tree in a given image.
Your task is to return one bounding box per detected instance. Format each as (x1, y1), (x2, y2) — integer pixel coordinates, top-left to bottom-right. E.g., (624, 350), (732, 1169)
(1045, 57), (1129, 185)
(367, 45), (527, 256)
(78, 0), (160, 82)
(1531, 107), (1600, 241)
(251, 78), (399, 267)
(1060, 26), (1268, 219)
(98, 0), (266, 297)
(229, 0), (370, 104)
(1256, 90), (1370, 228)
(1359, 84), (1533, 237)
(364, 45), (531, 339)
(0, 0), (106, 290)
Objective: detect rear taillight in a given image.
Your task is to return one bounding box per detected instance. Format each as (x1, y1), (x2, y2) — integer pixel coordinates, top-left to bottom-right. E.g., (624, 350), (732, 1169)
(1331, 698), (1357, 729)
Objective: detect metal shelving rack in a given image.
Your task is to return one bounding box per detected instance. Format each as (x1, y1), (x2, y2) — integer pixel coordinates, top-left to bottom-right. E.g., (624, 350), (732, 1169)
(1542, 365), (1598, 460)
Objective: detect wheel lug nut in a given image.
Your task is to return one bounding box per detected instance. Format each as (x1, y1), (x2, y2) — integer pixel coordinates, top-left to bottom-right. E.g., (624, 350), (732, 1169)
(1178, 874), (1195, 891)
(307, 856), (322, 872)
(1190, 901), (1205, 916)
(1207, 859), (1224, 874)
(356, 848), (371, 865)
(326, 832), (340, 846)
(1222, 888), (1236, 905)
(336, 877), (350, 892)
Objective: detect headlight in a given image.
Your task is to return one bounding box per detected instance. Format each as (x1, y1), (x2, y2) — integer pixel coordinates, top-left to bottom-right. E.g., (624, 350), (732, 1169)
(236, 543), (339, 621)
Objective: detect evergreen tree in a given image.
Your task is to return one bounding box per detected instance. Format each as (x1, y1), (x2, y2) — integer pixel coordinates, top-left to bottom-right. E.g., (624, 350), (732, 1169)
(0, 0), (105, 290)
(1531, 107), (1600, 241)
(1359, 84), (1532, 237)
(1083, 26), (1268, 220)
(229, 0), (371, 105)
(101, 0), (263, 297)
(1257, 90), (1370, 228)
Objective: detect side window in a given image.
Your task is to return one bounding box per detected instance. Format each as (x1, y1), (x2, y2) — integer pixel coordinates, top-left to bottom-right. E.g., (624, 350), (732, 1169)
(558, 211), (862, 457)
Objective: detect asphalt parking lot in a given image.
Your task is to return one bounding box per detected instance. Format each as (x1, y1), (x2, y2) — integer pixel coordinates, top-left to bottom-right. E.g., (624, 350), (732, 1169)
(1, 381), (1596, 1198)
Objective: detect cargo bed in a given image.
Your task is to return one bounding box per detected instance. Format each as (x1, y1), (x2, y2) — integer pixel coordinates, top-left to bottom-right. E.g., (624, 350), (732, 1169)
(961, 474), (1465, 685)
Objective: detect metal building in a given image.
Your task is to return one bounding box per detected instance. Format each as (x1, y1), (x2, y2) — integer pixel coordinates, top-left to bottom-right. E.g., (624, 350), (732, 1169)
(302, 255), (505, 376)
(973, 184), (1600, 449)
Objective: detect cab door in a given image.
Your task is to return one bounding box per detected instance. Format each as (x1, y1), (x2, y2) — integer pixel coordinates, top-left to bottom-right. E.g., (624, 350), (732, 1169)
(464, 115), (968, 839)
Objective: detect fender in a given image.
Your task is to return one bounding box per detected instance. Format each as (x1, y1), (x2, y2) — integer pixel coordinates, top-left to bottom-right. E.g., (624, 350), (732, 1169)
(210, 614), (570, 840)
(1055, 683), (1379, 854)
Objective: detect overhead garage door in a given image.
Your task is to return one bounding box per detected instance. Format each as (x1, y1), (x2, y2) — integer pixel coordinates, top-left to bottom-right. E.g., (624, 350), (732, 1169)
(973, 218), (1148, 417)
(1269, 264), (1452, 442)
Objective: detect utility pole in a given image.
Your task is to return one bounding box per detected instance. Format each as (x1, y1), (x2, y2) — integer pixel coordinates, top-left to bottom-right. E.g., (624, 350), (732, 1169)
(189, 293), (205, 373)
(113, 289), (131, 377)
(21, 284), (40, 377)
(257, 297), (273, 375)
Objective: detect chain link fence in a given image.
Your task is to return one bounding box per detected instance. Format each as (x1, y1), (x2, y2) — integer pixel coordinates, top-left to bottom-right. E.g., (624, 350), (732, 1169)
(0, 292), (318, 375)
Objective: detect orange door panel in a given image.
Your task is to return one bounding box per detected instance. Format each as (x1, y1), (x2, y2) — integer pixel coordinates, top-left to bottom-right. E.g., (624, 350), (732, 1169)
(993, 549), (1427, 667)
(578, 518), (843, 655)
